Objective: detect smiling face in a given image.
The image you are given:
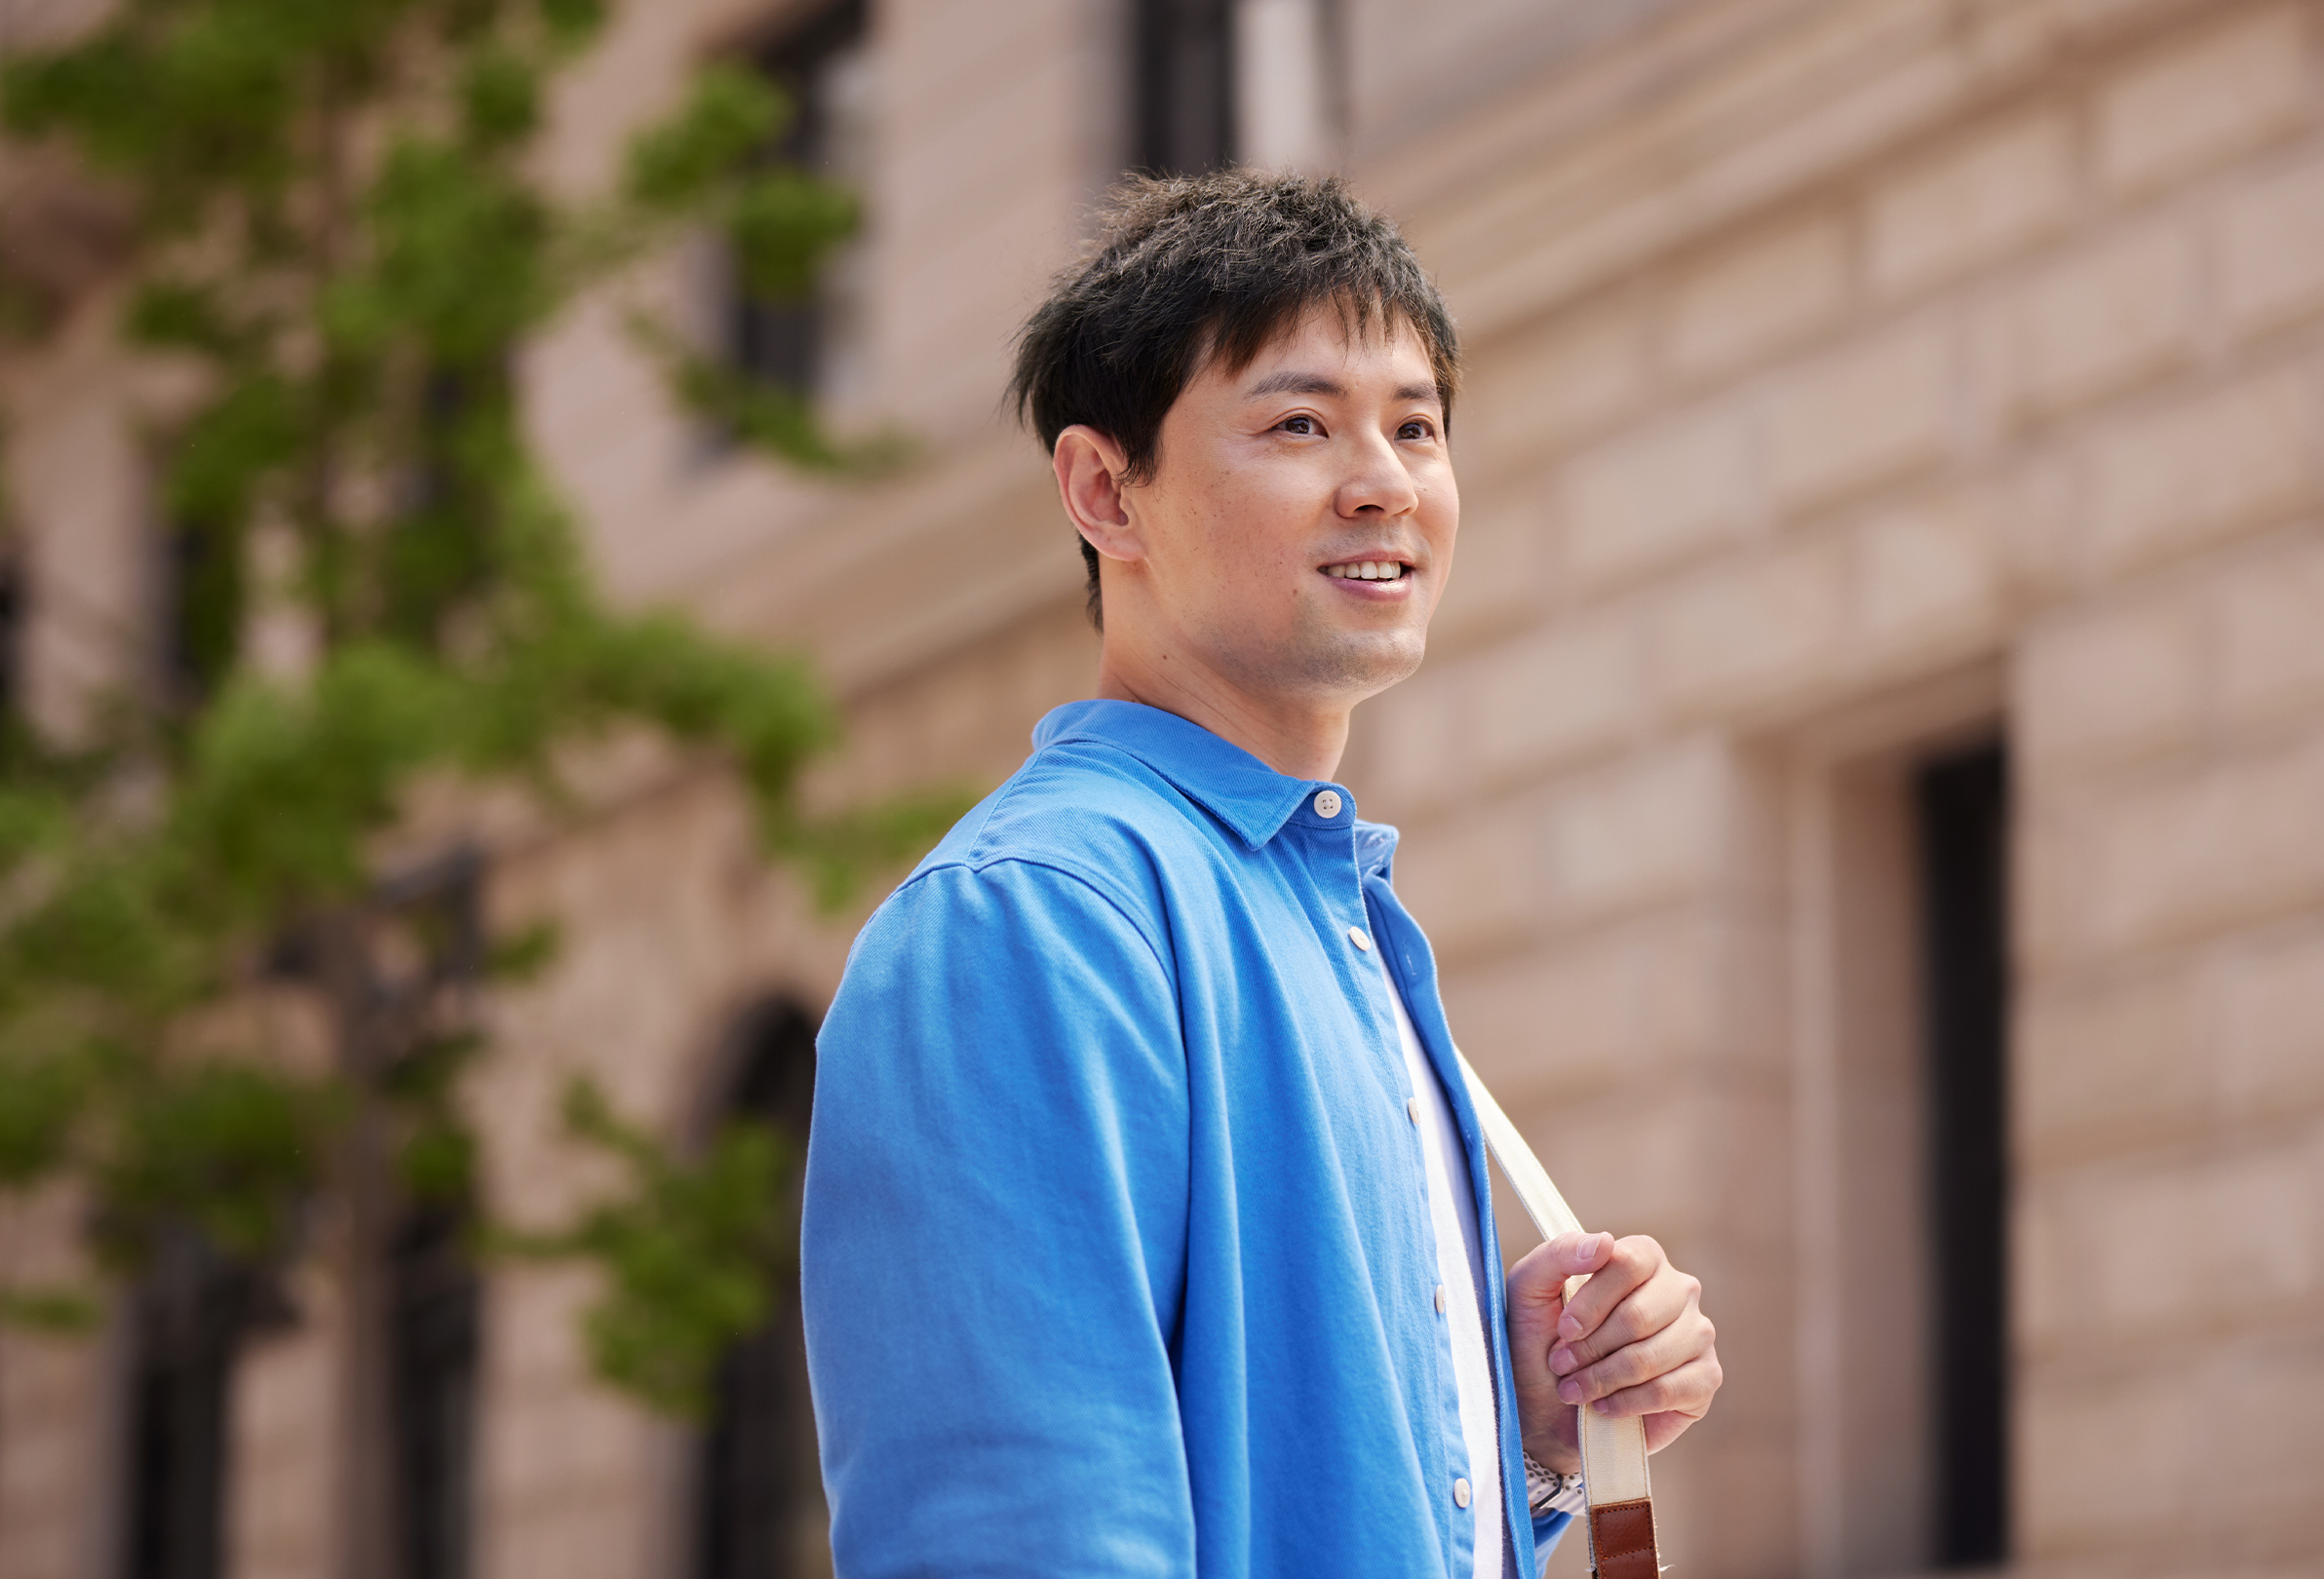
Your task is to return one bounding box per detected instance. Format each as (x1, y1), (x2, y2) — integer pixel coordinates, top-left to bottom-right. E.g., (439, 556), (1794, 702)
(1078, 303), (1458, 749)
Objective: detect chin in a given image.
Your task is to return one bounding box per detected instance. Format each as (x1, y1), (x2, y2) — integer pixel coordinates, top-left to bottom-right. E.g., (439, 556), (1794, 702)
(1288, 630), (1428, 698)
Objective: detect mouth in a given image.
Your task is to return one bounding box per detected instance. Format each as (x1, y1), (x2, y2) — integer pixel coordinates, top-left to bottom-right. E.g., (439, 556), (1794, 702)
(1320, 558), (1414, 583)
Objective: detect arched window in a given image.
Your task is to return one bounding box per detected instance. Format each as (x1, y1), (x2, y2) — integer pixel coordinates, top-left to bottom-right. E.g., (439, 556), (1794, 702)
(694, 1000), (824, 1579)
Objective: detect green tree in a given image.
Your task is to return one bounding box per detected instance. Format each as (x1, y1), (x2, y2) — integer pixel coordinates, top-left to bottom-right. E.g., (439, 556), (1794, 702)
(0, 0), (952, 1433)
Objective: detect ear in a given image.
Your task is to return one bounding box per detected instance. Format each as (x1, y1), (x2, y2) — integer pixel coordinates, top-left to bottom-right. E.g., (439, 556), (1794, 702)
(1052, 425), (1143, 565)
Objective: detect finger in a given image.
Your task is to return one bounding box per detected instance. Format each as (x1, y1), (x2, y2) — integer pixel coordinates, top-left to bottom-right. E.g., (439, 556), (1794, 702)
(1583, 1351), (1724, 1427)
(1550, 1260), (1702, 1374)
(1506, 1234), (1609, 1340)
(1555, 1234), (1670, 1346)
(1554, 1306), (1716, 1406)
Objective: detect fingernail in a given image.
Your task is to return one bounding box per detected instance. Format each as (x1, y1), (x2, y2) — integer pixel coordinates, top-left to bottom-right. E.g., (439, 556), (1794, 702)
(1557, 1378), (1582, 1405)
(1573, 1232), (1602, 1265)
(1557, 1313), (1582, 1340)
(1548, 1346), (1575, 1374)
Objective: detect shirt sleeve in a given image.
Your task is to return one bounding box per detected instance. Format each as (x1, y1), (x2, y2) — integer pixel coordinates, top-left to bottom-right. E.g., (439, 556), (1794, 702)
(801, 859), (1194, 1578)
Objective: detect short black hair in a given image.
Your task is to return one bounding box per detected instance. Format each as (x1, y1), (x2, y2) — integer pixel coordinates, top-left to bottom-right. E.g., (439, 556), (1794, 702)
(1008, 170), (1460, 628)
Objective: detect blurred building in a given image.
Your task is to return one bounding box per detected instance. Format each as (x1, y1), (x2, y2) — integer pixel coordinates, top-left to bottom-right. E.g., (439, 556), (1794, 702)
(3, 0), (2321, 1576)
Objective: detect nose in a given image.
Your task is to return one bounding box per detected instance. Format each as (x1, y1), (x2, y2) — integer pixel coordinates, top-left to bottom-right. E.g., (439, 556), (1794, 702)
(1335, 428), (1420, 520)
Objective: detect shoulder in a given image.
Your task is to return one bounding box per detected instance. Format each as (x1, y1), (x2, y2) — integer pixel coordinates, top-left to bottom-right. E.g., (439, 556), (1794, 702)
(899, 736), (1223, 922)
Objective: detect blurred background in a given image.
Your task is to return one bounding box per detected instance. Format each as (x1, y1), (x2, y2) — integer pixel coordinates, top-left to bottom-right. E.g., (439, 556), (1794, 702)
(1, 1), (2320, 1577)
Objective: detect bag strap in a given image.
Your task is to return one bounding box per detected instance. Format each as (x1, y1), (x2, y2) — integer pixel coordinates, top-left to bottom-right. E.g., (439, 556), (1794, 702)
(1453, 1048), (1663, 1579)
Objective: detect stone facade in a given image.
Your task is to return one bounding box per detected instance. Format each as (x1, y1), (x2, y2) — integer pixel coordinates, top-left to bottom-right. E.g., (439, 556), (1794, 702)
(3, 0), (2322, 1576)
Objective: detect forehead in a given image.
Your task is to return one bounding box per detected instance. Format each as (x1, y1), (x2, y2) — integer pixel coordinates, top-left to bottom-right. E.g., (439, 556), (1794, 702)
(1196, 301), (1438, 396)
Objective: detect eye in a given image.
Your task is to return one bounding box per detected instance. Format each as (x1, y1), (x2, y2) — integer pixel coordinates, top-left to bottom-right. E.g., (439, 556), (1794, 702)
(1278, 414), (1321, 436)
(1398, 418), (1437, 441)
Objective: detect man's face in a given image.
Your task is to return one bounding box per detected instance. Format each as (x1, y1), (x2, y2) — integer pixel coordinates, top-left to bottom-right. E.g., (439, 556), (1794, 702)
(1117, 306), (1458, 711)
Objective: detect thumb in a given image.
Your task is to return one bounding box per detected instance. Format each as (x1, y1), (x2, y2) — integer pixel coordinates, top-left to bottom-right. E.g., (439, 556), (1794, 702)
(1548, 1229), (1612, 1276)
(1507, 1232), (1610, 1333)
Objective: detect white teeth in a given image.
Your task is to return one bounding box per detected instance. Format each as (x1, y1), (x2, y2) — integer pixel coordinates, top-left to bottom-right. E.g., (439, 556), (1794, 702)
(1327, 560), (1406, 580)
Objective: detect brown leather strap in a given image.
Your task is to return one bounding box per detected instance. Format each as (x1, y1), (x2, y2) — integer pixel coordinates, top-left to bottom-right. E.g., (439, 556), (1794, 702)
(1586, 1498), (1659, 1579)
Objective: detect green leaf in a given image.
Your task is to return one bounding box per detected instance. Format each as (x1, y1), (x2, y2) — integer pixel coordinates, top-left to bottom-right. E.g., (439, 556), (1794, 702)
(728, 172), (858, 303)
(0, 1285), (102, 1334)
(624, 64), (788, 212)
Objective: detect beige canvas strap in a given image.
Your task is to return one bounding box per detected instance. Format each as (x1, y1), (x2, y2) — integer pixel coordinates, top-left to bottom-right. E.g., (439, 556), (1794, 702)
(1454, 1049), (1663, 1579)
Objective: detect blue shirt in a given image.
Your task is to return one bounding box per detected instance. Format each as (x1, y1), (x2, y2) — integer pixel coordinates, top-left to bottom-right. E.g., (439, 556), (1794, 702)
(802, 700), (1570, 1577)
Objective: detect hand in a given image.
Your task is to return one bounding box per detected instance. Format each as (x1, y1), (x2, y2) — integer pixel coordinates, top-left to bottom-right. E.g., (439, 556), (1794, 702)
(1505, 1231), (1721, 1475)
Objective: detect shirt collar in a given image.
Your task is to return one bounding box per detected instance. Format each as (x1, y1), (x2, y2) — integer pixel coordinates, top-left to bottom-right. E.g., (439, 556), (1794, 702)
(1032, 699), (1325, 851)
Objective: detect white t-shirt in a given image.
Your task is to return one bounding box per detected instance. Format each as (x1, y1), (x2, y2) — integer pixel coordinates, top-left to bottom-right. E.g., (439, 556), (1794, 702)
(1382, 955), (1514, 1579)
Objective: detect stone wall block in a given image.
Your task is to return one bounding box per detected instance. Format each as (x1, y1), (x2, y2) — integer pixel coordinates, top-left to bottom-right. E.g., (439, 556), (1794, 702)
(1559, 401), (1758, 594)
(2221, 138), (2324, 336)
(1389, 792), (1549, 959)
(1868, 111), (2076, 298)
(1850, 490), (2004, 665)
(2209, 1328), (2324, 1533)
(1459, 302), (1656, 462)
(1443, 910), (1717, 1106)
(1470, 613), (1650, 782)
(2018, 584), (2205, 769)
(2019, 1365), (2196, 1553)
(2017, 967), (2201, 1156)
(2043, 1142), (2319, 1340)
(1665, 215), (1852, 383)
(1762, 315), (1956, 515)
(1540, 740), (1736, 922)
(1983, 215), (2199, 423)
(2095, 5), (2316, 197)
(2082, 366), (2322, 579)
(2215, 528), (2324, 728)
(2210, 921), (2324, 1116)
(2078, 733), (2324, 954)
(1650, 538), (1851, 717)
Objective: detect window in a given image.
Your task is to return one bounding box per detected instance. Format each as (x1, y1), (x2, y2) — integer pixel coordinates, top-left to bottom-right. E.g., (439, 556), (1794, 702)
(122, 1236), (264, 1579)
(1135, 0), (1236, 174)
(160, 520), (238, 706)
(695, 1001), (822, 1579)
(390, 1205), (480, 1579)
(730, 1), (872, 404)
(0, 550), (23, 717)
(1913, 743), (2010, 1567)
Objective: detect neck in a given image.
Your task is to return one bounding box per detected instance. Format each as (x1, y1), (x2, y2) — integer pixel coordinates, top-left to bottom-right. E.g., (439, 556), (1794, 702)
(1095, 635), (1351, 783)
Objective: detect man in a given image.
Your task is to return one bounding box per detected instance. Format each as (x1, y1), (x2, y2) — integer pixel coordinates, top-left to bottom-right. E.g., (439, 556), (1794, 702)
(802, 171), (1722, 1578)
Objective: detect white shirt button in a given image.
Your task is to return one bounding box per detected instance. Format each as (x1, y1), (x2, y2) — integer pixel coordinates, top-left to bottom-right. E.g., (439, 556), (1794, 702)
(1312, 789), (1342, 818)
(1348, 926), (1372, 951)
(1434, 1284), (1447, 1314)
(1406, 1097), (1419, 1125)
(1453, 1477), (1473, 1509)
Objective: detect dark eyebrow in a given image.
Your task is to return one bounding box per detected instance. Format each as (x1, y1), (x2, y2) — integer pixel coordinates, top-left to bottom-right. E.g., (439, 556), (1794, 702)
(1244, 370), (1344, 400)
(1243, 370), (1444, 405)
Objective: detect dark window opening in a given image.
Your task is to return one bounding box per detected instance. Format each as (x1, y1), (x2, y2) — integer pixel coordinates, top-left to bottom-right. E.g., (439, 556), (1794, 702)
(1134, 0), (1236, 174)
(0, 552), (23, 717)
(382, 368), (497, 649)
(731, 0), (870, 398)
(122, 1235), (267, 1579)
(1913, 742), (2011, 1568)
(390, 1203), (480, 1579)
(161, 520), (240, 707)
(695, 1000), (821, 1579)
